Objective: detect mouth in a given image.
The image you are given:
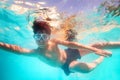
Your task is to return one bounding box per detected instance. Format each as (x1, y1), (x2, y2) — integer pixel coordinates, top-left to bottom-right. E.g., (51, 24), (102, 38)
(37, 40), (46, 44)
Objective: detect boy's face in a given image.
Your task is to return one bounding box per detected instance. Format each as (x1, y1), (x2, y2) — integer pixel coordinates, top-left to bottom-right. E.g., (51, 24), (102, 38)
(33, 32), (50, 46)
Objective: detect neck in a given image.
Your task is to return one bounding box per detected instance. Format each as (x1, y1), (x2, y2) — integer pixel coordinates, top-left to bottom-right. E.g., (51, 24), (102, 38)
(37, 46), (46, 54)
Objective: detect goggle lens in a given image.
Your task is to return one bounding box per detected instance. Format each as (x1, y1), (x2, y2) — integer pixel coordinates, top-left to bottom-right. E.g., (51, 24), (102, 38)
(34, 33), (50, 41)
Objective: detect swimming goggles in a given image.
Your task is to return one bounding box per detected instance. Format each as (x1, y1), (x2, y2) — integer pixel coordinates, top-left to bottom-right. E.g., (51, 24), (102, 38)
(34, 33), (50, 41)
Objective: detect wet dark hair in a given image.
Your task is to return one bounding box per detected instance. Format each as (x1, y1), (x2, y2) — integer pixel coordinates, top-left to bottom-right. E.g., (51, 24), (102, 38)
(32, 20), (51, 35)
(66, 29), (77, 41)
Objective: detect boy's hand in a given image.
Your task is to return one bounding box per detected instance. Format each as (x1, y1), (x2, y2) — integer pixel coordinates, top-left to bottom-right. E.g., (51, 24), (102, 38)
(95, 50), (112, 57)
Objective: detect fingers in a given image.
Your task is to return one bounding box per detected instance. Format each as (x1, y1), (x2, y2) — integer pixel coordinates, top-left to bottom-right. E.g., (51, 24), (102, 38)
(95, 50), (112, 57)
(95, 52), (107, 57)
(100, 53), (108, 57)
(101, 50), (112, 57)
(104, 50), (112, 57)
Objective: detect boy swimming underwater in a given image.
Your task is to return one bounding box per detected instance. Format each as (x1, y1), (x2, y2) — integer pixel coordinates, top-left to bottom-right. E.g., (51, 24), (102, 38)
(0, 20), (120, 75)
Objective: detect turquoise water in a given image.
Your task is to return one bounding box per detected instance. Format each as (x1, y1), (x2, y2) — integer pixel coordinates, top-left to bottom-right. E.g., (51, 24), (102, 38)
(0, 7), (120, 80)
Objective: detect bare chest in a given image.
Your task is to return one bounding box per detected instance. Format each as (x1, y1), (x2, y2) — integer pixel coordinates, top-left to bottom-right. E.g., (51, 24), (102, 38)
(38, 46), (62, 67)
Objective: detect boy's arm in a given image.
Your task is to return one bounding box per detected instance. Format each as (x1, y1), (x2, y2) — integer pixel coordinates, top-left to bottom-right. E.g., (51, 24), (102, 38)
(53, 39), (112, 57)
(53, 39), (101, 51)
(0, 42), (34, 54)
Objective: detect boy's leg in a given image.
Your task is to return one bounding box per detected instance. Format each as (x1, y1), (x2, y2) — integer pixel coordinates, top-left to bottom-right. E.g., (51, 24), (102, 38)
(69, 56), (104, 73)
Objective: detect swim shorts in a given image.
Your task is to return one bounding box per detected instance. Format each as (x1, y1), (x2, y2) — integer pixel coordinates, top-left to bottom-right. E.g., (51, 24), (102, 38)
(61, 48), (81, 75)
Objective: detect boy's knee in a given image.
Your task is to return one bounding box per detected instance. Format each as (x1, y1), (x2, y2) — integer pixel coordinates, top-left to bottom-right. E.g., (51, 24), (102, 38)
(69, 62), (93, 73)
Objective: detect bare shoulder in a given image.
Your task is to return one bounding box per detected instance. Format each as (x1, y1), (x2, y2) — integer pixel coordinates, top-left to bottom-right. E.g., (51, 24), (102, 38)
(50, 39), (70, 45)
